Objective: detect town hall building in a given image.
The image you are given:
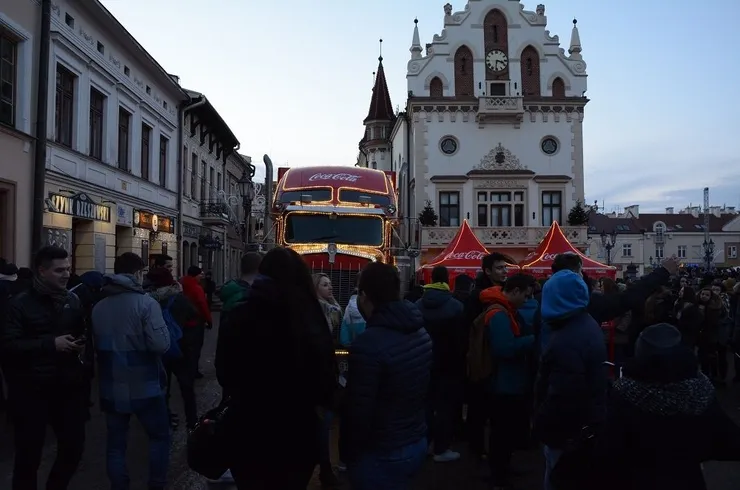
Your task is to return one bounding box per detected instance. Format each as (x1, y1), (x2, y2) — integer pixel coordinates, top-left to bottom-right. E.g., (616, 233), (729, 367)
(359, 1), (591, 263)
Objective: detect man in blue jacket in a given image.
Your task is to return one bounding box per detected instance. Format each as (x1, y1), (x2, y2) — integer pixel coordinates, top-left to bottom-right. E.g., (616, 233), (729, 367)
(415, 265), (465, 463)
(534, 266), (607, 490)
(346, 262), (433, 490)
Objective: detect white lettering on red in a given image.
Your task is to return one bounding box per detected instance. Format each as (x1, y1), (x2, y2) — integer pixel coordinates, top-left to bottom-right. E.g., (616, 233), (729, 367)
(308, 173), (361, 183)
(444, 250), (486, 261)
(541, 253), (560, 261)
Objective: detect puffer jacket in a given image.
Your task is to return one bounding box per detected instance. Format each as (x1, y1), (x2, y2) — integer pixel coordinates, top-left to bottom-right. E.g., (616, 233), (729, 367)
(181, 275), (212, 326)
(345, 300), (432, 461)
(0, 287), (86, 386)
(339, 294), (366, 346)
(215, 279), (252, 390)
(415, 283), (465, 378)
(92, 274), (170, 413)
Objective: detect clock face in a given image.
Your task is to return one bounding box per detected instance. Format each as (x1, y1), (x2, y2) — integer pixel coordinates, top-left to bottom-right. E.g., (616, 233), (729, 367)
(486, 50), (508, 72)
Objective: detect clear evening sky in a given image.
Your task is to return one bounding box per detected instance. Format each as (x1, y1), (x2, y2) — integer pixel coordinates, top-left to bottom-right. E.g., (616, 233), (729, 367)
(101, 0), (738, 212)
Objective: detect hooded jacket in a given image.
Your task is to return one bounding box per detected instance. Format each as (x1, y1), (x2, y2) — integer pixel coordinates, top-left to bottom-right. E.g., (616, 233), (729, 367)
(181, 274), (212, 326)
(415, 283), (465, 378)
(534, 270), (607, 448)
(92, 274), (170, 413)
(339, 294), (366, 346)
(219, 279), (251, 314)
(345, 300), (432, 461)
(215, 279), (252, 390)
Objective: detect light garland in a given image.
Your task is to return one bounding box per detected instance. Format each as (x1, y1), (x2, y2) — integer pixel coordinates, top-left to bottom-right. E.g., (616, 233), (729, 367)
(290, 243), (382, 262)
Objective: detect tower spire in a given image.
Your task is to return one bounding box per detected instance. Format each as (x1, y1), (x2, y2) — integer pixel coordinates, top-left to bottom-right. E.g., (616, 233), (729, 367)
(410, 18), (422, 60)
(378, 38), (383, 61)
(364, 42), (394, 124)
(568, 18), (582, 60)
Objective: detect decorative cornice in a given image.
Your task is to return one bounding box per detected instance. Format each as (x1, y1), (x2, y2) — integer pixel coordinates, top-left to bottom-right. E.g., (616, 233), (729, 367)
(533, 175), (572, 183)
(430, 175), (468, 183)
(476, 143), (524, 171)
(474, 180), (527, 189)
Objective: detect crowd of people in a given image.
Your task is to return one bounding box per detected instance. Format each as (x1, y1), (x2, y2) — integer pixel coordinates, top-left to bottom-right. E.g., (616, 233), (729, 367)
(2, 246), (740, 490)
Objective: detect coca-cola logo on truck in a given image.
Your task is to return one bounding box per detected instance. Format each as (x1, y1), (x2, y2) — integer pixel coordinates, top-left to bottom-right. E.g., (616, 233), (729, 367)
(308, 173), (361, 183)
(444, 250), (486, 261)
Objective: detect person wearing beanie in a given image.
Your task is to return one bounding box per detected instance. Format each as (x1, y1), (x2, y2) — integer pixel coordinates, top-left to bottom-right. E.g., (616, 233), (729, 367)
(590, 323), (740, 490)
(533, 269), (608, 490)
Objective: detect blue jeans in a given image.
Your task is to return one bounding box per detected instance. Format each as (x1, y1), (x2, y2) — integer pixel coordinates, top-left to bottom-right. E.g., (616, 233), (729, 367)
(543, 445), (564, 490)
(348, 438), (427, 490)
(318, 410), (334, 465)
(105, 396), (171, 490)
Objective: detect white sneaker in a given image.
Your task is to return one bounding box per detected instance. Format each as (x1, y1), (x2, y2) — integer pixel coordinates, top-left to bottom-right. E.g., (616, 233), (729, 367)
(208, 469), (235, 483)
(433, 449), (461, 463)
(336, 461), (347, 472)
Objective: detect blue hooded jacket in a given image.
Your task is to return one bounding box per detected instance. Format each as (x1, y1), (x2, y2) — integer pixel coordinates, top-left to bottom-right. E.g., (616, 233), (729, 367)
(345, 300), (432, 460)
(534, 270), (608, 448)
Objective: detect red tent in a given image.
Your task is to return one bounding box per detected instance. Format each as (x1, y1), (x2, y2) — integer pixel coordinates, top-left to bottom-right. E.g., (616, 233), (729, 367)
(418, 220), (519, 288)
(520, 221), (616, 279)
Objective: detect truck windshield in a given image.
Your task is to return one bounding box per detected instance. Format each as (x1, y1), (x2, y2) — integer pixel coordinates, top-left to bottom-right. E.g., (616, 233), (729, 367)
(285, 214), (383, 246)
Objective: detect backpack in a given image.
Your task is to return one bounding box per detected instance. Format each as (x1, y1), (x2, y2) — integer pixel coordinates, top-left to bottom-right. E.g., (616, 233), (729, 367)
(162, 296), (184, 360)
(467, 303), (506, 383)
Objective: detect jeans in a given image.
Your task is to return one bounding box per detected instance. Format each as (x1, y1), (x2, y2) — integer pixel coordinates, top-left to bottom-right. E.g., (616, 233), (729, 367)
(164, 356), (197, 427)
(487, 394), (530, 486)
(9, 382), (86, 490)
(318, 410), (334, 465)
(105, 396), (170, 490)
(183, 325), (205, 377)
(543, 445), (564, 490)
(426, 375), (463, 454)
(465, 381), (488, 456)
(348, 437), (427, 490)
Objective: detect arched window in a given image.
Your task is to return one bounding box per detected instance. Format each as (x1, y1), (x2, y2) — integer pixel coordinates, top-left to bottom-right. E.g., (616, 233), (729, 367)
(484, 9), (508, 50)
(552, 77), (566, 98)
(429, 77), (443, 97)
(454, 46), (474, 97)
(520, 45), (541, 96)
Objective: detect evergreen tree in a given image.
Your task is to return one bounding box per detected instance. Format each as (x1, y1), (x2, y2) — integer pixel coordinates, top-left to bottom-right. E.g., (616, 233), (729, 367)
(567, 200), (590, 226)
(418, 200), (438, 226)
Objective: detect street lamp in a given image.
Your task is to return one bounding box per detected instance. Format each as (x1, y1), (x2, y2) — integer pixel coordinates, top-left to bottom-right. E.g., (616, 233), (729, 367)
(702, 238), (715, 271)
(601, 229), (618, 266)
(237, 172), (256, 249)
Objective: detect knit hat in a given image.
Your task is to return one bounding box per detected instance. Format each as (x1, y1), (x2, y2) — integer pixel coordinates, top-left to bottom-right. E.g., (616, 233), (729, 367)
(147, 267), (176, 288)
(635, 323), (682, 359)
(79, 271), (105, 289)
(625, 323), (698, 383)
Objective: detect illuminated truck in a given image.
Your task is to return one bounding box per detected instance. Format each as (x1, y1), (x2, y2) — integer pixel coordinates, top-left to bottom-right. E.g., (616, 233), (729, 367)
(273, 165), (397, 307)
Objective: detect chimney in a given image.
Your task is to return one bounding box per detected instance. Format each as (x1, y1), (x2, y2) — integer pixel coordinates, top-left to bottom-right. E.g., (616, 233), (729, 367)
(624, 204), (639, 218)
(168, 74), (180, 84)
(710, 206), (721, 217)
(690, 207), (699, 218)
(665, 207), (674, 214)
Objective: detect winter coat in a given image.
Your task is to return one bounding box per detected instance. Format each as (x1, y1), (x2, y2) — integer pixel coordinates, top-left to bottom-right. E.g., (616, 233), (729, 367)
(339, 294), (366, 346)
(415, 283), (465, 379)
(92, 274), (170, 413)
(215, 279), (252, 390)
(344, 300), (432, 461)
(220, 275), (336, 467)
(597, 374), (740, 490)
(181, 275), (212, 326)
(480, 287), (535, 395)
(534, 270), (608, 448)
(0, 287), (86, 386)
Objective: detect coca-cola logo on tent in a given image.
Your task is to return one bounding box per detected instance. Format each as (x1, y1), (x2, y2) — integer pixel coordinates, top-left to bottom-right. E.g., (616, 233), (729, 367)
(308, 173), (361, 183)
(444, 250), (486, 261)
(541, 253), (560, 261)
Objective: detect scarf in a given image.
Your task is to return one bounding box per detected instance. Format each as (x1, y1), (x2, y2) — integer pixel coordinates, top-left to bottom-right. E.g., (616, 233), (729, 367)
(613, 373), (714, 417)
(33, 275), (70, 311)
(319, 298), (343, 333)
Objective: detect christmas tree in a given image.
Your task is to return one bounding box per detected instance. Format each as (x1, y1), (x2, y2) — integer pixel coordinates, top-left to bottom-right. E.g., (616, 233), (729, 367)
(567, 200), (590, 226)
(418, 200), (438, 226)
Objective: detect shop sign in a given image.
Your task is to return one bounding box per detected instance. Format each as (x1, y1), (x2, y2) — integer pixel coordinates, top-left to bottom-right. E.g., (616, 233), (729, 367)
(183, 222), (201, 238)
(116, 204), (133, 227)
(48, 192), (111, 222)
(133, 210), (175, 234)
(199, 234), (223, 249)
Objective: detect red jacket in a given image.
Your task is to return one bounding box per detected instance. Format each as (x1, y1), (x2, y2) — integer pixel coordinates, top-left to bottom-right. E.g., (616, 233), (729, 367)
(181, 275), (212, 326)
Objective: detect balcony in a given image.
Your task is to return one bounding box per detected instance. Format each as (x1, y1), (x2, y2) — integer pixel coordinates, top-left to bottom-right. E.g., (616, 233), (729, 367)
(476, 96), (524, 125)
(422, 225), (588, 248)
(199, 199), (230, 224)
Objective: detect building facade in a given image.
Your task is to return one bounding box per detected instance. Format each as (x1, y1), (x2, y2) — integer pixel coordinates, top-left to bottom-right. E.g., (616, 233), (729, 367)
(0, 2), (40, 266)
(223, 152), (252, 281)
(42, 0), (188, 274)
(587, 205), (740, 276)
(362, 1), (590, 264)
(181, 90), (242, 285)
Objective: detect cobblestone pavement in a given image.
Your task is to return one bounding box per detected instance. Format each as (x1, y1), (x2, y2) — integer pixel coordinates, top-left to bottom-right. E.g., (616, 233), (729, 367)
(1, 313), (739, 489)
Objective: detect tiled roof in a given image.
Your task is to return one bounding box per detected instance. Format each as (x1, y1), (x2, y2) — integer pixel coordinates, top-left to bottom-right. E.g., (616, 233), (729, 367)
(588, 212), (738, 234)
(364, 58), (395, 123)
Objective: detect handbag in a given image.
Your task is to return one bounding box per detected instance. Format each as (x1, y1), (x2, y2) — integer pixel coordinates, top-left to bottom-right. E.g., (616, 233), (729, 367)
(187, 399), (232, 479)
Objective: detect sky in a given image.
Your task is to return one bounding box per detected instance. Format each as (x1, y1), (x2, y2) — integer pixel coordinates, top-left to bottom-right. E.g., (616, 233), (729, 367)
(101, 0), (739, 213)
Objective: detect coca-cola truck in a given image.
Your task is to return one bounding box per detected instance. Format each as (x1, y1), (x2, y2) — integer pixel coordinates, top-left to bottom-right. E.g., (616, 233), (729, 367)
(273, 166), (398, 307)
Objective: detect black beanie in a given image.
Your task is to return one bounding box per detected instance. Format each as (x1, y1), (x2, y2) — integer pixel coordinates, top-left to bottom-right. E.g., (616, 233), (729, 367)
(635, 323), (682, 359)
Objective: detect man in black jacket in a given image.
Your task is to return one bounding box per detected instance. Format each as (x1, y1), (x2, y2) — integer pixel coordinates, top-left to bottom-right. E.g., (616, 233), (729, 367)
(462, 252), (509, 459)
(0, 246), (87, 490)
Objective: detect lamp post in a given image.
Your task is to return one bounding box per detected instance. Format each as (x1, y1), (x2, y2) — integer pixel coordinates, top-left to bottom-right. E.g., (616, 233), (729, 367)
(237, 172), (256, 250)
(702, 238), (715, 271)
(601, 229), (617, 266)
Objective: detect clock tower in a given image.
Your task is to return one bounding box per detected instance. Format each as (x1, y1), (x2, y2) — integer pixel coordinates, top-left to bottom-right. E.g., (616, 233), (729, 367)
(484, 8), (509, 90)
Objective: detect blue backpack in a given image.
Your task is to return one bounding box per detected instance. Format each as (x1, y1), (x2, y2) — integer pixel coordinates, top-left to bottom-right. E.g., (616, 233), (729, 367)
(162, 296), (184, 360)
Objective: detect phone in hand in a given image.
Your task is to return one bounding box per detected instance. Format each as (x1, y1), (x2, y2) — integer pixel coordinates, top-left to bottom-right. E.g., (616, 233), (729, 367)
(73, 335), (87, 345)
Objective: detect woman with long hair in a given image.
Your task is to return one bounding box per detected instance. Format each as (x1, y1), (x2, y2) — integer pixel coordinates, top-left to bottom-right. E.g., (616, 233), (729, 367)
(223, 248), (336, 489)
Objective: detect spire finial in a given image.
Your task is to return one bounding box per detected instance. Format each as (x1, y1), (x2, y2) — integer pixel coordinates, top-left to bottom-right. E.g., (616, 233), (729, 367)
(414, 17), (418, 24)
(379, 38), (383, 61)
(573, 18), (577, 26)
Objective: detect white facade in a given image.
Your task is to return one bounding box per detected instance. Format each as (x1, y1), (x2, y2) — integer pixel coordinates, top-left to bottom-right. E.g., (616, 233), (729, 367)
(43, 0), (187, 273)
(389, 1), (589, 262)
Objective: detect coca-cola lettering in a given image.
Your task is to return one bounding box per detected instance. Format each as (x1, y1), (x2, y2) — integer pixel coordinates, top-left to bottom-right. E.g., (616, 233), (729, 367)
(444, 250), (486, 261)
(541, 253), (560, 261)
(308, 173), (361, 183)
